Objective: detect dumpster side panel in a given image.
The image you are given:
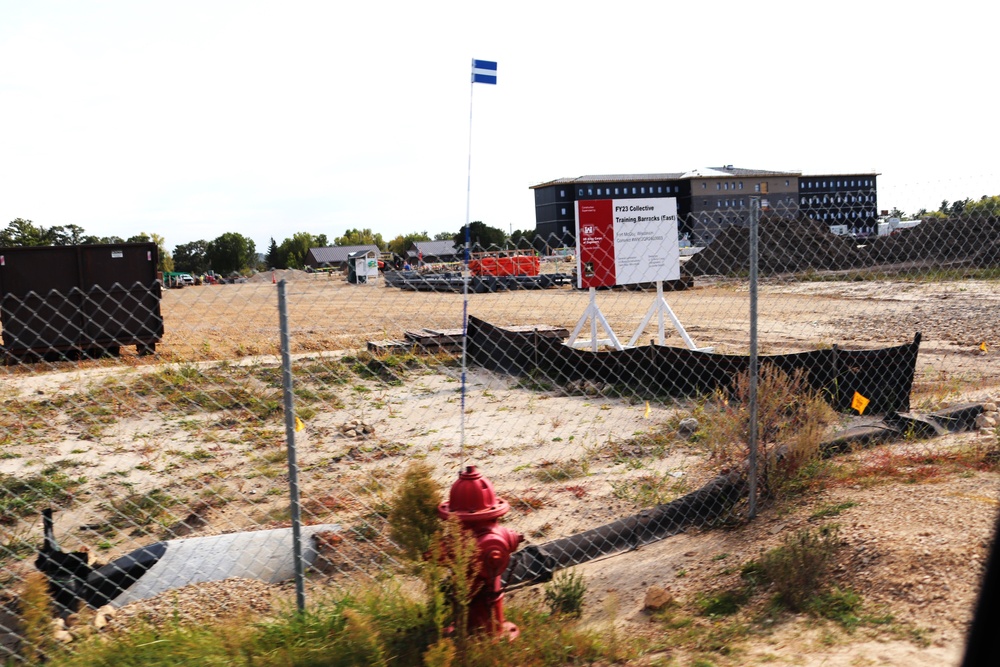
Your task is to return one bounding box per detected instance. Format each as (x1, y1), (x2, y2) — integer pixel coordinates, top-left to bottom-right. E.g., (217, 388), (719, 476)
(0, 243), (163, 355)
(0, 246), (85, 351)
(79, 245), (163, 345)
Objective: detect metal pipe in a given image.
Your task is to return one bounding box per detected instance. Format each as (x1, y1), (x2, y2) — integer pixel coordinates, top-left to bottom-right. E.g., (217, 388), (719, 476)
(748, 198), (760, 519)
(278, 280), (306, 612)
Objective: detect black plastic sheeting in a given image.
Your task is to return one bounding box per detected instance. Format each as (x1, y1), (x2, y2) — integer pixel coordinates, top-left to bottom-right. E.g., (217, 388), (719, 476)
(503, 469), (747, 588)
(502, 403), (989, 590)
(467, 316), (921, 415)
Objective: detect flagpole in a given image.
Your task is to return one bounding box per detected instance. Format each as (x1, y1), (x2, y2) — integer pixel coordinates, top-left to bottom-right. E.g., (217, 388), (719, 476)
(460, 69), (475, 467)
(460, 59), (496, 468)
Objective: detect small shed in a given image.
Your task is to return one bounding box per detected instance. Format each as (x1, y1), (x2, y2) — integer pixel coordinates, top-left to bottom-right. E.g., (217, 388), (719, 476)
(347, 250), (379, 284)
(306, 245), (382, 271)
(407, 240), (461, 265)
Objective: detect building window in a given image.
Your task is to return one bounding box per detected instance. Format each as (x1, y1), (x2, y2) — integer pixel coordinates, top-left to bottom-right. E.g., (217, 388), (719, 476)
(560, 189), (566, 197)
(754, 184), (761, 192)
(614, 187), (619, 195)
(587, 188), (593, 195)
(632, 187), (637, 194)
(560, 207), (567, 215)
(785, 180), (789, 186)
(701, 183), (707, 189)
(739, 182), (744, 189)
(640, 187), (646, 194)
(578, 188), (584, 196)
(596, 188), (602, 195)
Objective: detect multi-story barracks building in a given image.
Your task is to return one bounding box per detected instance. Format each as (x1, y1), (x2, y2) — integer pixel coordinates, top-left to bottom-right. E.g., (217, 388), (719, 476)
(530, 166), (878, 248)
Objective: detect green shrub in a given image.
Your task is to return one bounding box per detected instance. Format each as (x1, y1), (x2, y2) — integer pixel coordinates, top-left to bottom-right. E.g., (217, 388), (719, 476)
(388, 462), (442, 560)
(544, 569), (587, 618)
(743, 525), (840, 611)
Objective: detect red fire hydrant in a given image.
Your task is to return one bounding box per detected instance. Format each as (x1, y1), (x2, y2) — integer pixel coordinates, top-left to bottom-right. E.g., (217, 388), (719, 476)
(438, 465), (524, 639)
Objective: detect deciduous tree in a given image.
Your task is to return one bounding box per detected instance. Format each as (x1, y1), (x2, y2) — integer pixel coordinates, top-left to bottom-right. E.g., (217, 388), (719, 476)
(387, 231), (431, 257)
(334, 228), (386, 250)
(452, 221), (506, 252)
(206, 233), (256, 275)
(173, 240), (210, 274)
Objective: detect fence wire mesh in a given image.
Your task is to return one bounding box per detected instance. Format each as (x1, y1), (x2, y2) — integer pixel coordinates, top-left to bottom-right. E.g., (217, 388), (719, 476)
(1, 201), (999, 659)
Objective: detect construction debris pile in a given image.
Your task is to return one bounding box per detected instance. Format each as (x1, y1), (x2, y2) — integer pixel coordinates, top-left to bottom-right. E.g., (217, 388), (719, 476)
(685, 215), (1000, 276)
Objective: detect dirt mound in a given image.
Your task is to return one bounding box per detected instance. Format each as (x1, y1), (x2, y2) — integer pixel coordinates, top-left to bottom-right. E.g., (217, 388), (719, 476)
(246, 268), (315, 283)
(685, 215), (1000, 276)
(685, 216), (861, 276)
(865, 216), (1000, 265)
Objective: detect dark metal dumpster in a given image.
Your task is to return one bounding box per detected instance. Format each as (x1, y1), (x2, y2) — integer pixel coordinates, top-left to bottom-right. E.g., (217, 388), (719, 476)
(0, 243), (164, 359)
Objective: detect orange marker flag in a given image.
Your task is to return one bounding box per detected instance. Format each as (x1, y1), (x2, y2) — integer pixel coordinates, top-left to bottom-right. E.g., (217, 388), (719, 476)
(644, 401), (651, 419)
(294, 416), (305, 432)
(981, 342), (988, 353)
(851, 391), (870, 415)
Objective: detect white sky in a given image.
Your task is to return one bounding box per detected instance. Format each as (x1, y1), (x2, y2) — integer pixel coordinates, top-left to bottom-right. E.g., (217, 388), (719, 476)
(2, 1), (996, 254)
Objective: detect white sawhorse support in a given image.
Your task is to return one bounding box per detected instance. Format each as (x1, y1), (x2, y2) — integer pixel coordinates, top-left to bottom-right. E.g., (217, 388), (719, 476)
(626, 281), (713, 351)
(567, 288), (624, 351)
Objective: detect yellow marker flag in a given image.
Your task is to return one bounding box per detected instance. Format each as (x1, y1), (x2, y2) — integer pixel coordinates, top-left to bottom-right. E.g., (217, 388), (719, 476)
(981, 341), (988, 353)
(851, 391), (870, 415)
(644, 401), (651, 419)
(294, 416), (305, 432)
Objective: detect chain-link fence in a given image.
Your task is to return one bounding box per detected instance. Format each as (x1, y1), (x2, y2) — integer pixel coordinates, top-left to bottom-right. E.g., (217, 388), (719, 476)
(2, 200), (999, 659)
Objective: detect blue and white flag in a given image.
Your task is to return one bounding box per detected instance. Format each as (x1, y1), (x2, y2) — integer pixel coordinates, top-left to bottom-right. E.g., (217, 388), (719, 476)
(471, 59), (497, 85)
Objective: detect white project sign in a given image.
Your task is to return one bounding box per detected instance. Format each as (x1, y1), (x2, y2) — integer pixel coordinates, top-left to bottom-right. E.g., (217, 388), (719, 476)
(576, 197), (680, 287)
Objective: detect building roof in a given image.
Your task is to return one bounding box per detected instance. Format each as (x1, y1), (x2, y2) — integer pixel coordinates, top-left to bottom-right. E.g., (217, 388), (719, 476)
(308, 245), (382, 265)
(409, 240), (460, 258)
(799, 170), (880, 177)
(530, 166), (804, 189)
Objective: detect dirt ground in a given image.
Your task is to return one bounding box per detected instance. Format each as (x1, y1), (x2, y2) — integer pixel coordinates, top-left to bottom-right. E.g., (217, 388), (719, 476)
(2, 272), (999, 665)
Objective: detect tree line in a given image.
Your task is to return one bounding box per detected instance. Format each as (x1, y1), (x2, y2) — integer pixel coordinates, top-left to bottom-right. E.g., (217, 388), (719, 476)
(0, 219), (538, 275)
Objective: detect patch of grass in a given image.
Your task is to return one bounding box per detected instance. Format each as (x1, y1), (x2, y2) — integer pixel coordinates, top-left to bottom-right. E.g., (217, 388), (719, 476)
(696, 587), (752, 617)
(130, 365), (282, 421)
(807, 587), (863, 629)
(610, 472), (683, 506)
(543, 569), (587, 618)
(349, 521), (381, 542)
(0, 526), (36, 567)
(533, 459), (588, 482)
(49, 576), (628, 667)
(831, 445), (1000, 488)
(742, 525), (840, 612)
(0, 471), (82, 525)
(103, 488), (181, 535)
(343, 351), (425, 386)
(809, 501), (858, 520)
(507, 493), (548, 513)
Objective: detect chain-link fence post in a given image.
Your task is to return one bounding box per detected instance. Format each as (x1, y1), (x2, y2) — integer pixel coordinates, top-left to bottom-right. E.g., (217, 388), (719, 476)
(748, 196), (761, 519)
(278, 279), (306, 612)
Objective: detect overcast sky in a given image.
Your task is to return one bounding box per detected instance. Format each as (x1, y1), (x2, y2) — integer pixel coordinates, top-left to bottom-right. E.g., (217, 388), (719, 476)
(2, 1), (996, 253)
